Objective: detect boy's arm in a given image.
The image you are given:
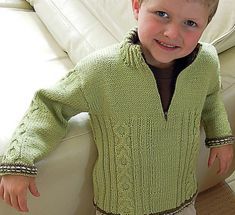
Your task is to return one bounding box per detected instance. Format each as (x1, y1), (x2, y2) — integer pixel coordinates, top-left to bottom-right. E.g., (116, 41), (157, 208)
(0, 68), (89, 176)
(0, 68), (89, 212)
(201, 53), (234, 174)
(201, 56), (234, 148)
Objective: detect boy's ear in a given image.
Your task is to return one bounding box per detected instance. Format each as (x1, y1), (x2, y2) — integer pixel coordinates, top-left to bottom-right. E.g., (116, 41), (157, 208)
(132, 0), (140, 20)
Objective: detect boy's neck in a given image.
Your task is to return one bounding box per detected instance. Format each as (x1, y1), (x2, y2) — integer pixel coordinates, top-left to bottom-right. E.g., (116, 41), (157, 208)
(150, 62), (175, 72)
(143, 54), (175, 72)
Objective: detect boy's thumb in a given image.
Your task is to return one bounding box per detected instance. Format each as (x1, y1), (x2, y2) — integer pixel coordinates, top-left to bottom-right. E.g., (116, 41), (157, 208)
(208, 151), (216, 168)
(29, 180), (40, 197)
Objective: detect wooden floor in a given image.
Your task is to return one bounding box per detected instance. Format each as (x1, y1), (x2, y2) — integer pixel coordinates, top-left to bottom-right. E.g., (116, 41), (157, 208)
(195, 182), (235, 215)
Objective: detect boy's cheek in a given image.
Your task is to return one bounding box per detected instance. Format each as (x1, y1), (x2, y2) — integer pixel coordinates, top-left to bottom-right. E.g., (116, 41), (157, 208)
(183, 33), (202, 50)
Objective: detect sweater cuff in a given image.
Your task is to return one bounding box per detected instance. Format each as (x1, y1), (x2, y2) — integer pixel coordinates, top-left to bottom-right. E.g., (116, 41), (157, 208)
(205, 135), (235, 148)
(0, 163), (37, 176)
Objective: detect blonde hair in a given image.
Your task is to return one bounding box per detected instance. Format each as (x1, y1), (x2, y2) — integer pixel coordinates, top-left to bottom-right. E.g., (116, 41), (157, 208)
(137, 0), (219, 22)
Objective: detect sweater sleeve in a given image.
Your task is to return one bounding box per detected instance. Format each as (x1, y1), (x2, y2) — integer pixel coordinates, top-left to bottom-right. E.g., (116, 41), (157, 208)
(0, 68), (89, 176)
(201, 58), (234, 148)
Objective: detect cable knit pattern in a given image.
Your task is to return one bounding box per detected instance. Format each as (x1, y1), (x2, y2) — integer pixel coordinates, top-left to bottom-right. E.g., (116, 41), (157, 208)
(0, 29), (233, 214)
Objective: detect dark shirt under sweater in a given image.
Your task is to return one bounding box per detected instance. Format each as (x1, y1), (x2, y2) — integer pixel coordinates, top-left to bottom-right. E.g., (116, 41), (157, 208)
(148, 45), (200, 114)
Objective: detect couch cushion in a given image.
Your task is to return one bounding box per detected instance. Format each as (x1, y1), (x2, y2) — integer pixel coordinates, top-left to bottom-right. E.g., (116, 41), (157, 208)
(27, 0), (235, 65)
(0, 0), (32, 9)
(0, 8), (73, 151)
(219, 46), (235, 92)
(27, 0), (135, 64)
(200, 0), (235, 53)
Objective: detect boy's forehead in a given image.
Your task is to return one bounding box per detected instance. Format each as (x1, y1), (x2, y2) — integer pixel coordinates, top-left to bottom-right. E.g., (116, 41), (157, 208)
(141, 0), (217, 12)
(186, 0), (210, 7)
(143, 0), (209, 7)
(142, 0), (211, 19)
(139, 0), (218, 22)
(142, 0), (209, 5)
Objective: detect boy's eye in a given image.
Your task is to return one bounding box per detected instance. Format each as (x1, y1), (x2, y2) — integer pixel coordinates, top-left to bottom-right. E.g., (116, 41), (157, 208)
(156, 11), (169, 18)
(184, 20), (197, 27)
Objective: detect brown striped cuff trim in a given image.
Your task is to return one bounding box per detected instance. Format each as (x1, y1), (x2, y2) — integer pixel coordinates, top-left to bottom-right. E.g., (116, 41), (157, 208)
(205, 136), (235, 147)
(0, 164), (37, 175)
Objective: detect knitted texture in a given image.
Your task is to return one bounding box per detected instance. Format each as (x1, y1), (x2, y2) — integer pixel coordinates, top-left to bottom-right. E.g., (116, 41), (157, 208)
(0, 29), (233, 214)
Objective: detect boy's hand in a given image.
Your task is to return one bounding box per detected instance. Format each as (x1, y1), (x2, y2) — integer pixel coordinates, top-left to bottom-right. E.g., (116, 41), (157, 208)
(208, 144), (234, 175)
(0, 175), (40, 212)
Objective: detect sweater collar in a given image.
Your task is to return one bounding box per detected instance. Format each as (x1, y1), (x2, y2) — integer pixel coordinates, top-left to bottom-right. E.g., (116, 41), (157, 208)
(120, 28), (147, 68)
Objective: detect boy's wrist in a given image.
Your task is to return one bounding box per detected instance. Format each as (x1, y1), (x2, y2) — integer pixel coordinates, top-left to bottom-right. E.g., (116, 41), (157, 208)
(205, 135), (235, 148)
(0, 163), (37, 176)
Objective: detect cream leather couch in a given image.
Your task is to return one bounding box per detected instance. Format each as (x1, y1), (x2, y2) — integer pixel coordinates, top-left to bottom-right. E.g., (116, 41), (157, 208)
(0, 0), (235, 214)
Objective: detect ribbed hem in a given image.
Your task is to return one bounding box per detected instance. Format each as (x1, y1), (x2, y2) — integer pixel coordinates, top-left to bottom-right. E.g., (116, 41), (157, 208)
(94, 192), (197, 215)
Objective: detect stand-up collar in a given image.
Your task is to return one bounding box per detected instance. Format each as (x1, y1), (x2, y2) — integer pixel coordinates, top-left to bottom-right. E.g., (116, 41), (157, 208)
(120, 28), (147, 68)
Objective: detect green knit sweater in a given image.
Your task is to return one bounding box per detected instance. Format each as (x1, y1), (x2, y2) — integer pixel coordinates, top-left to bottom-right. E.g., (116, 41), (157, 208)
(1, 29), (234, 215)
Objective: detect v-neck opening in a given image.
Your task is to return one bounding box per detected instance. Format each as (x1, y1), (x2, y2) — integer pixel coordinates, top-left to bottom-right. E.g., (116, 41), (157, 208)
(143, 45), (202, 121)
(119, 28), (203, 121)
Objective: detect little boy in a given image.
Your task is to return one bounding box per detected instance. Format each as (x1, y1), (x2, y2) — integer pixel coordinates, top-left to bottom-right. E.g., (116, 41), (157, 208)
(0, 0), (234, 214)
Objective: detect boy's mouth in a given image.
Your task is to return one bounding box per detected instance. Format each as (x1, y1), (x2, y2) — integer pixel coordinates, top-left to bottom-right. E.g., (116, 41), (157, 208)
(155, 40), (179, 49)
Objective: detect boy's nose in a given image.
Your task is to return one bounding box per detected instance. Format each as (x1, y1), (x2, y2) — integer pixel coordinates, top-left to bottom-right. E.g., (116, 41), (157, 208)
(163, 24), (180, 40)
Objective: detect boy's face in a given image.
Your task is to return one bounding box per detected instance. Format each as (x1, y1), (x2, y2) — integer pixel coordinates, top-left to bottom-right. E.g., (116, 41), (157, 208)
(132, 0), (209, 69)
